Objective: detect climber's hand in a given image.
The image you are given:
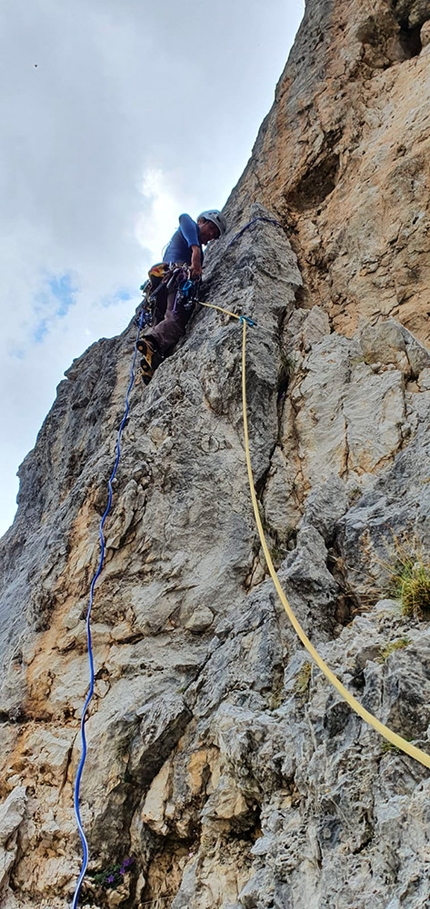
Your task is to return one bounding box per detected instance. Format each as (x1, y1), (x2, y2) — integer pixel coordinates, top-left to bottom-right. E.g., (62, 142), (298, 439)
(190, 246), (202, 279)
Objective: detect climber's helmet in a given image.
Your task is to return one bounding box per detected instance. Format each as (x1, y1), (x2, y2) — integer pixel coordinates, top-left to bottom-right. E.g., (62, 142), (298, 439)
(197, 210), (227, 243)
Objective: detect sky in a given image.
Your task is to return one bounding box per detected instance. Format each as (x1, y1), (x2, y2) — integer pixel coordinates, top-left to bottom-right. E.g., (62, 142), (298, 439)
(0, 0), (304, 537)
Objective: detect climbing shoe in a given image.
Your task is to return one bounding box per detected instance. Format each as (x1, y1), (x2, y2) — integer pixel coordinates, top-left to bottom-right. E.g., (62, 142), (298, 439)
(140, 359), (154, 386)
(138, 339), (163, 385)
(138, 338), (162, 368)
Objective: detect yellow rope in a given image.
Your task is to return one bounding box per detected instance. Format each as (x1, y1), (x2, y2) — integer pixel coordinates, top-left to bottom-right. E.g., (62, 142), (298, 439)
(198, 300), (273, 338)
(199, 300), (241, 320)
(240, 318), (430, 770)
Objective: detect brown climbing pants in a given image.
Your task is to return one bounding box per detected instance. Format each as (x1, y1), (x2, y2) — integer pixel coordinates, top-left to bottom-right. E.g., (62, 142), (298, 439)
(143, 283), (194, 356)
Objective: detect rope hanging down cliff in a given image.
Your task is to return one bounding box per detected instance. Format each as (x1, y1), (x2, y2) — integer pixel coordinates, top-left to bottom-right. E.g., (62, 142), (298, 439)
(239, 315), (430, 771)
(202, 300), (430, 770)
(71, 308), (146, 909)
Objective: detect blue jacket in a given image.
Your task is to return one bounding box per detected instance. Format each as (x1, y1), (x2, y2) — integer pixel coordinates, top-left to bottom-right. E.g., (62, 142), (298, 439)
(163, 214), (203, 265)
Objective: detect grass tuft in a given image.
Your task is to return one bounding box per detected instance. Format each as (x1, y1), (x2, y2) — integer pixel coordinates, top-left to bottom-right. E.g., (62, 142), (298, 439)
(379, 535), (430, 620)
(381, 740), (403, 755)
(390, 556), (430, 619)
(378, 637), (410, 662)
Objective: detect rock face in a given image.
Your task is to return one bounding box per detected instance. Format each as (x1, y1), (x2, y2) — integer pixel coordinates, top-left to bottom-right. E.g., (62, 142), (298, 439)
(227, 0), (430, 343)
(1, 1), (430, 908)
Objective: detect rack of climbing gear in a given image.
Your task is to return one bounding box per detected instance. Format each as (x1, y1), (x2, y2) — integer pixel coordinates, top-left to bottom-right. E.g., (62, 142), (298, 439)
(138, 263), (170, 327)
(138, 263), (201, 327)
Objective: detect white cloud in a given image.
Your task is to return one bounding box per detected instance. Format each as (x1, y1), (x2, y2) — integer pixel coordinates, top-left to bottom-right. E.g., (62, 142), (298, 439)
(136, 167), (183, 264)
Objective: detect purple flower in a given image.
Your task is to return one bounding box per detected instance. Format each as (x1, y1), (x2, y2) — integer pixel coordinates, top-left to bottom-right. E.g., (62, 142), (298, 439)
(119, 857), (134, 874)
(106, 874), (115, 884)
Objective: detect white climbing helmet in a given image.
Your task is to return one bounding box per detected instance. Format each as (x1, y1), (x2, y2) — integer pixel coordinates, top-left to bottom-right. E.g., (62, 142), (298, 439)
(197, 209), (227, 236)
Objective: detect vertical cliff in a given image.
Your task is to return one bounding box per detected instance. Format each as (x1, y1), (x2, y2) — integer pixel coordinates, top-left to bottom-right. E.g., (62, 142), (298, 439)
(2, 1), (430, 908)
(227, 0), (430, 342)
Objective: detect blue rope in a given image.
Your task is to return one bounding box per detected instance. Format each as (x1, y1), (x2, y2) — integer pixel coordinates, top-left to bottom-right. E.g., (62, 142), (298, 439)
(71, 309), (145, 909)
(226, 216), (282, 249)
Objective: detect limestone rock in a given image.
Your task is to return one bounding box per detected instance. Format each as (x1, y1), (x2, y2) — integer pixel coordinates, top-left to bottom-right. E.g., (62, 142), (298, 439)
(421, 19), (430, 44)
(2, 1), (430, 907)
(0, 787), (27, 899)
(360, 317), (430, 376)
(227, 0), (430, 343)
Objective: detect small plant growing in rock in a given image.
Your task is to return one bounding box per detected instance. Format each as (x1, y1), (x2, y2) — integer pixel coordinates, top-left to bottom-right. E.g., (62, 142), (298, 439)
(269, 543), (289, 567)
(380, 535), (430, 620)
(279, 350), (296, 378)
(390, 554), (430, 619)
(91, 856), (134, 890)
(277, 350), (296, 401)
(381, 740), (403, 755)
(294, 661), (312, 701)
(378, 637), (411, 662)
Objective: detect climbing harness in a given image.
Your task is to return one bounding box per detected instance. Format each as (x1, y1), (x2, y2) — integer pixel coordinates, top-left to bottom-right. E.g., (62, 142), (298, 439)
(71, 309), (146, 909)
(139, 263), (175, 326)
(226, 216), (283, 249)
(139, 263), (201, 327)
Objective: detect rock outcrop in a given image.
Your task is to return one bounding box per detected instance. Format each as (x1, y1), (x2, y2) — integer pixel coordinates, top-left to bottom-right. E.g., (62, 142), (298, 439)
(227, 0), (430, 343)
(2, 1), (430, 907)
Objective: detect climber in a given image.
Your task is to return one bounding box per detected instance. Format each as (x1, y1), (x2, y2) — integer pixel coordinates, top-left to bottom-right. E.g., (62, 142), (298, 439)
(138, 210), (226, 383)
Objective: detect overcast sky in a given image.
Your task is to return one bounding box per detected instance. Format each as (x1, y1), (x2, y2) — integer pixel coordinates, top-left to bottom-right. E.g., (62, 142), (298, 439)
(0, 0), (304, 537)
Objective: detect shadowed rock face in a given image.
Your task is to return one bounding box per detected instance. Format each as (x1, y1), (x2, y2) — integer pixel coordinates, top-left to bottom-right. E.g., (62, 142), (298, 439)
(2, 1), (430, 908)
